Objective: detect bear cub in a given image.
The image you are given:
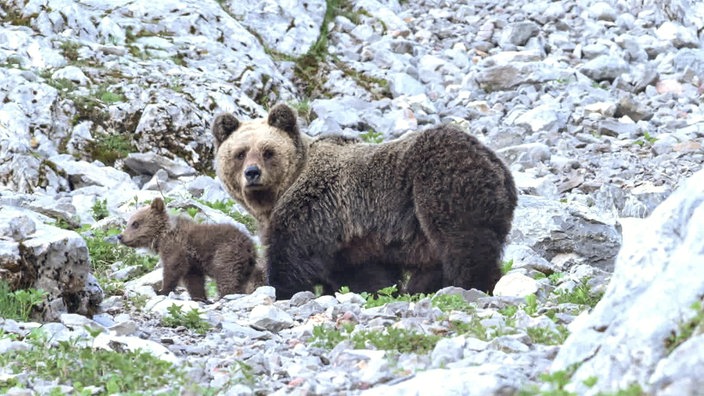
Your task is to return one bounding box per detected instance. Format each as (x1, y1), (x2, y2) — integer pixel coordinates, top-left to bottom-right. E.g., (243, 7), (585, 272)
(118, 197), (264, 301)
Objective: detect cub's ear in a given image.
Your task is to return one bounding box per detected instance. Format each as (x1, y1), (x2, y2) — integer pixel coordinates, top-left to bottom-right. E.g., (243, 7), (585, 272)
(212, 113), (241, 148)
(267, 103), (299, 137)
(151, 197), (165, 212)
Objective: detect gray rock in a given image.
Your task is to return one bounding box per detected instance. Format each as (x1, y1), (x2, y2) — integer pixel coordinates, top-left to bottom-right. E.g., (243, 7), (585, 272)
(509, 195), (622, 271)
(123, 152), (196, 178)
(499, 22), (540, 47)
(579, 55), (630, 82)
(551, 168), (704, 394)
(249, 305), (294, 333)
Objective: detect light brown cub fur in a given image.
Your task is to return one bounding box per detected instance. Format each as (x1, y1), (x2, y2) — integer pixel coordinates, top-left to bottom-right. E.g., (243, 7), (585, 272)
(118, 198), (264, 301)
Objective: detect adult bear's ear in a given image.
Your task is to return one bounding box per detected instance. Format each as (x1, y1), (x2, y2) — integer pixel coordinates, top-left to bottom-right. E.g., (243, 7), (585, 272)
(212, 113), (241, 148)
(267, 103), (299, 138)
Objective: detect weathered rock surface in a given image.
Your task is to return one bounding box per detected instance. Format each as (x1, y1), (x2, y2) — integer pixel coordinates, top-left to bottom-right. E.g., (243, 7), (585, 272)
(552, 168), (704, 395)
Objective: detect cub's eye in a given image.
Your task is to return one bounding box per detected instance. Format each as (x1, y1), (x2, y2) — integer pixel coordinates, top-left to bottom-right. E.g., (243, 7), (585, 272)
(263, 149), (274, 160)
(131, 221), (139, 229)
(236, 150), (246, 161)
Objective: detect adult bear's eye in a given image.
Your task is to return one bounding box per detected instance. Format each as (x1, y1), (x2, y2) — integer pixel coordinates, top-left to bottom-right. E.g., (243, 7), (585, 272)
(236, 150), (246, 161)
(263, 149), (274, 160)
(131, 221), (139, 229)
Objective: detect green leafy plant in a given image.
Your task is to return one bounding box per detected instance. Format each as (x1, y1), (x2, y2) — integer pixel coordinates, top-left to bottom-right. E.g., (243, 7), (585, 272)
(527, 325), (569, 346)
(501, 259), (514, 275)
(0, 329), (187, 394)
(360, 129), (384, 144)
(161, 304), (211, 335)
(0, 281), (47, 321)
(634, 131), (657, 147)
(91, 198), (109, 221)
(363, 284), (422, 308)
(555, 278), (603, 308)
(432, 293), (475, 314)
(524, 294), (539, 316)
(309, 323), (440, 354)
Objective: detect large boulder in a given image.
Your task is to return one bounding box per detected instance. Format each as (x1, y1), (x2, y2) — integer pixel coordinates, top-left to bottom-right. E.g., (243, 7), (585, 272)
(0, 205), (103, 321)
(550, 168), (704, 394)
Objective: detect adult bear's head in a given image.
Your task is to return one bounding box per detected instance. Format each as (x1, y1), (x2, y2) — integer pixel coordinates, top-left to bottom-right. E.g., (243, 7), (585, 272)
(212, 104), (308, 221)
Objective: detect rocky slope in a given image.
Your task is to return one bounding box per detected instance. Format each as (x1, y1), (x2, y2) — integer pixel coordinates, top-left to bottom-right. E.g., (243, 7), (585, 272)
(0, 0), (703, 394)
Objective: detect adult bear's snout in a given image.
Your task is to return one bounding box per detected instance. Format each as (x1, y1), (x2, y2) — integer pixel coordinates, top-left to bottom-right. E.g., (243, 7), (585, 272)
(244, 165), (261, 183)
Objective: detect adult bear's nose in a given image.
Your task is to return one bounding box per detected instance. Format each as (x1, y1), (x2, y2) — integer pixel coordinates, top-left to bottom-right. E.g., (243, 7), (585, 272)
(244, 165), (261, 183)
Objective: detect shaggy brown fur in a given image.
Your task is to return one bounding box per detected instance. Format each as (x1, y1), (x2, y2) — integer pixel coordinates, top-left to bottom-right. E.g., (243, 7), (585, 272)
(118, 198), (264, 301)
(213, 104), (517, 299)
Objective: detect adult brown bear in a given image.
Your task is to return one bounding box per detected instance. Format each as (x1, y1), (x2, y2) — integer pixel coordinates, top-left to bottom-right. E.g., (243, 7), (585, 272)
(213, 104), (517, 299)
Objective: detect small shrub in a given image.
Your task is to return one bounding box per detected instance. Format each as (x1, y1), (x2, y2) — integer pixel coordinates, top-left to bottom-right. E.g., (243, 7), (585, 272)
(60, 40), (81, 62)
(86, 132), (134, 166)
(161, 304), (211, 335)
(0, 281), (47, 321)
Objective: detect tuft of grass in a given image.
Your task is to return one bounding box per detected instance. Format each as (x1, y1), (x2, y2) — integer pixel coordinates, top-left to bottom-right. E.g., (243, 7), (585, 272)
(0, 281), (47, 321)
(96, 85), (126, 104)
(0, 329), (188, 394)
(309, 322), (441, 354)
(161, 304), (211, 335)
(665, 301), (704, 354)
(555, 278), (603, 308)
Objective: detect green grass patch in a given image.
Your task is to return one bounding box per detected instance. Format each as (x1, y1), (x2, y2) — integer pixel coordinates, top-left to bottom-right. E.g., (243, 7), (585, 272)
(0, 329), (188, 395)
(526, 325), (569, 346)
(309, 323), (440, 354)
(0, 281), (47, 322)
(161, 304), (211, 335)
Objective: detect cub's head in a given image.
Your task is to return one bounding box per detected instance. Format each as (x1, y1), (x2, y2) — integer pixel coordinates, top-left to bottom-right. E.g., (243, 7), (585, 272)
(118, 197), (169, 250)
(212, 103), (307, 220)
